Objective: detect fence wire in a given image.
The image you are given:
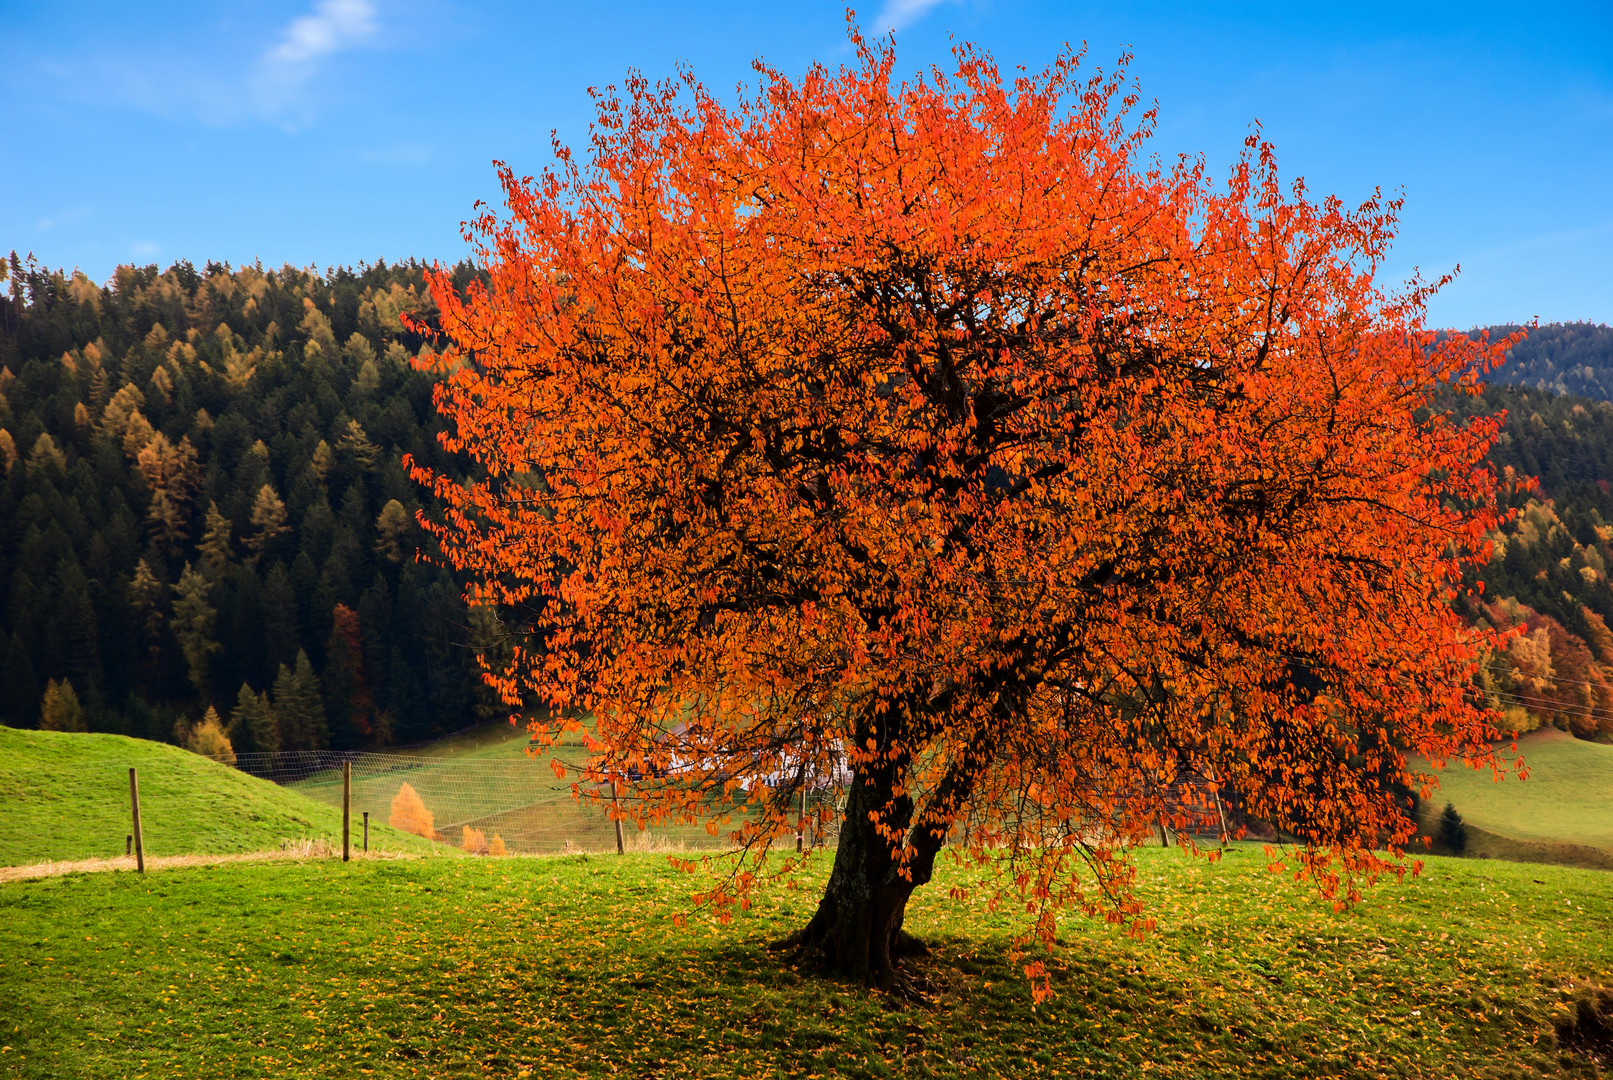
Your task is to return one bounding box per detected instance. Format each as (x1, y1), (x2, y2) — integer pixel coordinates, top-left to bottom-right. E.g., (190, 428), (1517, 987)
(233, 749), (766, 856)
(0, 744), (839, 869)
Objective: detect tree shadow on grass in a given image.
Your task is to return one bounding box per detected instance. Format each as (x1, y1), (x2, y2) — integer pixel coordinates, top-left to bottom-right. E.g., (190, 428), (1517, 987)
(482, 929), (1588, 1080)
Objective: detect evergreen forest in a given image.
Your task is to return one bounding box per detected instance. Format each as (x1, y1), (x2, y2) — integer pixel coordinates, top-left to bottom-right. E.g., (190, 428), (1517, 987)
(0, 255), (508, 752)
(2, 254), (1611, 750)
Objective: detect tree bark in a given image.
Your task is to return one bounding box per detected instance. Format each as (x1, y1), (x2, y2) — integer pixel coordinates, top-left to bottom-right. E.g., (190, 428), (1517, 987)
(772, 768), (944, 992)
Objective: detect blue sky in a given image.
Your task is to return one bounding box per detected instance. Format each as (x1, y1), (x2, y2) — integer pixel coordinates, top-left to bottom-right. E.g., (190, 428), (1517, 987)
(3, 1), (1609, 328)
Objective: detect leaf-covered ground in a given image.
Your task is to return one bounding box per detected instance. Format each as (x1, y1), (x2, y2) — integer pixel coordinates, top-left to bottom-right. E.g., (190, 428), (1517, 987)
(1, 846), (1609, 1078)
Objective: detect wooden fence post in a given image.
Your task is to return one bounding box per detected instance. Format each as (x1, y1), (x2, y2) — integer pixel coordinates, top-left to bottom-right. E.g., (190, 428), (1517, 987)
(797, 785), (806, 853)
(613, 791), (625, 855)
(363, 811), (369, 853)
(342, 761), (352, 863)
(128, 768), (145, 874)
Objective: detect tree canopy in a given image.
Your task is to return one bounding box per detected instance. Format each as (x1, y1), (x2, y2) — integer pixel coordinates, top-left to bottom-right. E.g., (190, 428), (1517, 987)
(415, 38), (1514, 993)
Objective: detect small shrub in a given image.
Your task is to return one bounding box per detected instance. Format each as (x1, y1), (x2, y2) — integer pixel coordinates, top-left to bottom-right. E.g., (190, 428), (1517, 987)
(462, 825), (488, 855)
(1438, 802), (1468, 855)
(185, 706), (236, 765)
(390, 782), (436, 840)
(488, 833), (507, 857)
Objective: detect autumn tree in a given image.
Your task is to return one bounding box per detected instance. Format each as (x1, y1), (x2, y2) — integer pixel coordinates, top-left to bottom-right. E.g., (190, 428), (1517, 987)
(185, 705), (236, 764)
(414, 38), (1515, 992)
(247, 484), (289, 563)
(39, 678), (87, 733)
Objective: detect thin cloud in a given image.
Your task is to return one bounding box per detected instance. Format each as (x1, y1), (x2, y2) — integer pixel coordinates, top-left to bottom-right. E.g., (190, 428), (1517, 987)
(36, 206), (94, 233)
(252, 0), (378, 116)
(871, 0), (954, 35)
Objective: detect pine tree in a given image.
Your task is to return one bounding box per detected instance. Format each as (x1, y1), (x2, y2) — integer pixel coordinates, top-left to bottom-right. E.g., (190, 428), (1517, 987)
(272, 663), (303, 750)
(170, 562), (220, 695)
(374, 499), (412, 563)
(185, 705), (235, 764)
(1438, 802), (1470, 856)
(272, 650), (328, 751)
(1, 631), (39, 725)
(234, 682), (279, 756)
(261, 563), (299, 668)
(324, 603), (372, 748)
(198, 501), (234, 580)
(39, 678), (87, 732)
(336, 419), (379, 472)
(247, 484), (289, 564)
(128, 559), (166, 639)
(293, 649), (329, 750)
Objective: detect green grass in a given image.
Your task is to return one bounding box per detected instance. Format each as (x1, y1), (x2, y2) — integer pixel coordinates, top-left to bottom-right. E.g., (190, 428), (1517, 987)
(0, 847), (1609, 1078)
(1432, 727), (1613, 857)
(281, 720), (755, 856)
(386, 719), (545, 761)
(0, 728), (436, 866)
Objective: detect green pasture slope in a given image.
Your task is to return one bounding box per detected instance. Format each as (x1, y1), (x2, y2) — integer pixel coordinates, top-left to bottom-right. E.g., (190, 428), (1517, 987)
(0, 728), (435, 866)
(1430, 728), (1613, 867)
(285, 720), (758, 855)
(0, 848), (1609, 1079)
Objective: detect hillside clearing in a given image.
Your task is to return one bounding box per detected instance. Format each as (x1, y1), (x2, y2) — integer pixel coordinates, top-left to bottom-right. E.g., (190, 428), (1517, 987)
(1432, 727), (1613, 857)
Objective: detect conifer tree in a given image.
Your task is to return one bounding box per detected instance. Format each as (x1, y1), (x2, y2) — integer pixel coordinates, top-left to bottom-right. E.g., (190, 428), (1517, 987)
(272, 662), (302, 750)
(294, 649), (329, 750)
(272, 650), (328, 751)
(247, 484), (289, 564)
(39, 678), (86, 732)
(198, 502), (234, 580)
(234, 682), (279, 756)
(374, 500), (411, 563)
(1, 631), (38, 725)
(185, 705), (235, 763)
(170, 562), (220, 695)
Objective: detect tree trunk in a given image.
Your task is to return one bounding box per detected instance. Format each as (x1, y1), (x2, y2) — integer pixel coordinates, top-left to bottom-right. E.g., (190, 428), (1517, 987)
(772, 769), (942, 991)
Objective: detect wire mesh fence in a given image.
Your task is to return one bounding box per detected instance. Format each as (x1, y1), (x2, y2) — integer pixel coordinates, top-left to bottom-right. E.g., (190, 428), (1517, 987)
(0, 741), (842, 872)
(233, 749), (773, 856)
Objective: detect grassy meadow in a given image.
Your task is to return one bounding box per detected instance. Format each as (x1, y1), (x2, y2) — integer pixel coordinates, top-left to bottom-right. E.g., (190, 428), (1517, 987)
(1432, 728), (1613, 863)
(0, 846), (1610, 1079)
(279, 721), (776, 857)
(0, 728), (436, 867)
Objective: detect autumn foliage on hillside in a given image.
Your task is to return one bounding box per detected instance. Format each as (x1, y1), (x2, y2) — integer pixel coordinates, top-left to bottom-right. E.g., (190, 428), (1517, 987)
(412, 35), (1515, 990)
(390, 781), (436, 840)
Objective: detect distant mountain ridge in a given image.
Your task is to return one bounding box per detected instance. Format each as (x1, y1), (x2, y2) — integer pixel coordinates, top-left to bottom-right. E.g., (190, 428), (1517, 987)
(1482, 322), (1613, 401)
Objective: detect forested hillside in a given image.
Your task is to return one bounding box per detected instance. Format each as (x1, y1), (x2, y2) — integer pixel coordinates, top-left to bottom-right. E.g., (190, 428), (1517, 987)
(2, 254), (1610, 754)
(1452, 385), (1613, 741)
(0, 255), (510, 751)
(1484, 321), (1613, 400)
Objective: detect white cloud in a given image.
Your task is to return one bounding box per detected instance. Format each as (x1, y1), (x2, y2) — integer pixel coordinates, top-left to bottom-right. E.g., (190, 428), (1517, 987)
(130, 241), (162, 258)
(36, 206), (94, 233)
(252, 0), (378, 116)
(871, 0), (953, 35)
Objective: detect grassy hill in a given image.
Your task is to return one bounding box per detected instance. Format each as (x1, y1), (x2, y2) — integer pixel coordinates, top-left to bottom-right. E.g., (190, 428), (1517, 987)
(0, 848), (1609, 1078)
(1429, 728), (1613, 866)
(277, 719), (756, 856)
(0, 727), (436, 866)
